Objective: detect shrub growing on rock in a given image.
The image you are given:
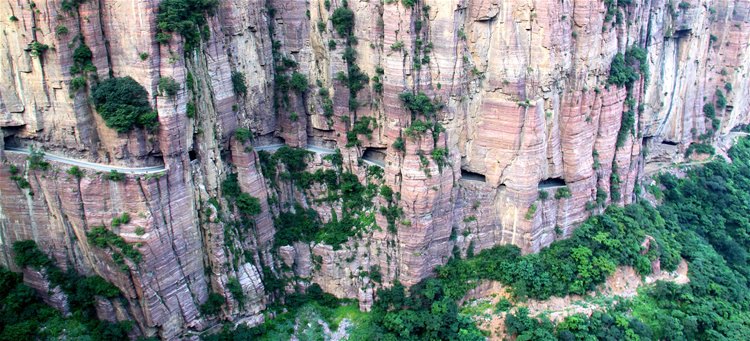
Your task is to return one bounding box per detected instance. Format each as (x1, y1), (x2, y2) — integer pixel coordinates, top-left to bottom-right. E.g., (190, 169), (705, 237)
(92, 77), (158, 133)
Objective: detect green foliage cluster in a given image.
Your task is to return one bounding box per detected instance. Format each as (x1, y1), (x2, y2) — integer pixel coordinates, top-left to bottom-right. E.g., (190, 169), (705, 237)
(685, 142), (716, 157)
(435, 203), (676, 300)
(318, 87), (334, 123)
(221, 173), (262, 217)
(357, 281), (485, 340)
(393, 137), (406, 152)
(105, 170), (125, 181)
(203, 284), (351, 341)
(273, 203), (320, 247)
(111, 212), (130, 227)
(65, 166), (83, 178)
(399, 92), (440, 119)
(262, 147), (381, 248)
(372, 66), (384, 94)
(331, 5), (355, 37)
(29, 41), (49, 57)
(330, 2), (368, 113)
(71, 43), (95, 75)
(227, 277), (245, 308)
(61, 0), (87, 12)
(69, 41), (96, 92)
(604, 0), (633, 26)
(231, 71), (247, 95)
(289, 72), (309, 93)
(608, 46), (648, 88)
(12, 240), (51, 269)
(158, 77), (180, 97)
(609, 46), (647, 149)
(715, 88), (727, 109)
(346, 117), (375, 147)
(86, 226), (142, 269)
(92, 77), (158, 133)
(504, 137), (750, 340)
(4, 240), (129, 340)
(234, 128), (252, 143)
(200, 292), (225, 316)
(431, 147), (448, 171)
(56, 25), (69, 35)
(266, 8), (307, 112)
(703, 102), (720, 130)
(258, 146), (312, 188)
(379, 185), (403, 233)
(27, 147), (50, 171)
(155, 0), (218, 49)
(554, 186), (572, 199)
(8, 165), (31, 193)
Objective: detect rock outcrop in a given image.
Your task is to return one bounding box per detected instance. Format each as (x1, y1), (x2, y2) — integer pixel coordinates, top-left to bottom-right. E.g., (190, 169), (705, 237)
(1, 0), (749, 338)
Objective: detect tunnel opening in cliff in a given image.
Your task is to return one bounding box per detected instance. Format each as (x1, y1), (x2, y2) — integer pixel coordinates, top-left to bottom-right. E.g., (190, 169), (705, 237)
(538, 177), (566, 189)
(461, 168), (486, 182)
(661, 140), (679, 146)
(362, 147), (386, 167)
(2, 130), (21, 148)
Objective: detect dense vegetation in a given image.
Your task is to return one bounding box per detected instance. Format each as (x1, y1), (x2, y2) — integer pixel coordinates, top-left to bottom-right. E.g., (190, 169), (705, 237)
(259, 148), (383, 249)
(209, 138), (750, 340)
(0, 241), (131, 340)
(503, 138), (750, 340)
(91, 77), (158, 133)
(156, 0), (219, 49)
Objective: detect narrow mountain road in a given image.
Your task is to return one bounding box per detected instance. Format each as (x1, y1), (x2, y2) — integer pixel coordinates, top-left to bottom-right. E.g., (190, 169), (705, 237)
(3, 147), (167, 175)
(253, 143), (385, 168)
(253, 143), (337, 155)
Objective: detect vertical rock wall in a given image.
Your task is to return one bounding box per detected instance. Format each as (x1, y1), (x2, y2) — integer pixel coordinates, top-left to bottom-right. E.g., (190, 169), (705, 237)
(1, 0), (750, 338)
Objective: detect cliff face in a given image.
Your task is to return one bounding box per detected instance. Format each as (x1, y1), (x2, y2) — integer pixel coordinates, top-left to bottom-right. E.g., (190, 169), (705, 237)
(1, 0), (748, 338)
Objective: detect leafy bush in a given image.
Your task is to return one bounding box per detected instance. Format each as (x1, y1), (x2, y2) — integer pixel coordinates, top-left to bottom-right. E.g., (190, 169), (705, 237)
(71, 44), (94, 74)
(61, 0), (87, 12)
(158, 77), (180, 97)
(70, 76), (87, 91)
(235, 128), (251, 143)
(227, 277), (245, 307)
(685, 142), (715, 157)
(399, 92), (440, 118)
(27, 147), (49, 171)
(236, 193), (261, 216)
(555, 186), (572, 199)
(274, 204), (320, 247)
(92, 77), (157, 133)
(393, 137), (405, 152)
(289, 72), (308, 93)
(29, 41), (48, 57)
(86, 226), (142, 265)
(105, 170), (125, 181)
(111, 212), (130, 227)
(200, 292), (225, 316)
(156, 0), (219, 49)
(331, 5), (355, 37)
(715, 89), (727, 108)
(67, 166), (84, 178)
(607, 46), (648, 87)
(55, 25), (69, 35)
(231, 71), (247, 95)
(12, 241), (51, 269)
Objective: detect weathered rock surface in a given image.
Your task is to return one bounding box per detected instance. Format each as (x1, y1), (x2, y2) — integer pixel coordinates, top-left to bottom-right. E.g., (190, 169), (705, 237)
(1, 0), (749, 338)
